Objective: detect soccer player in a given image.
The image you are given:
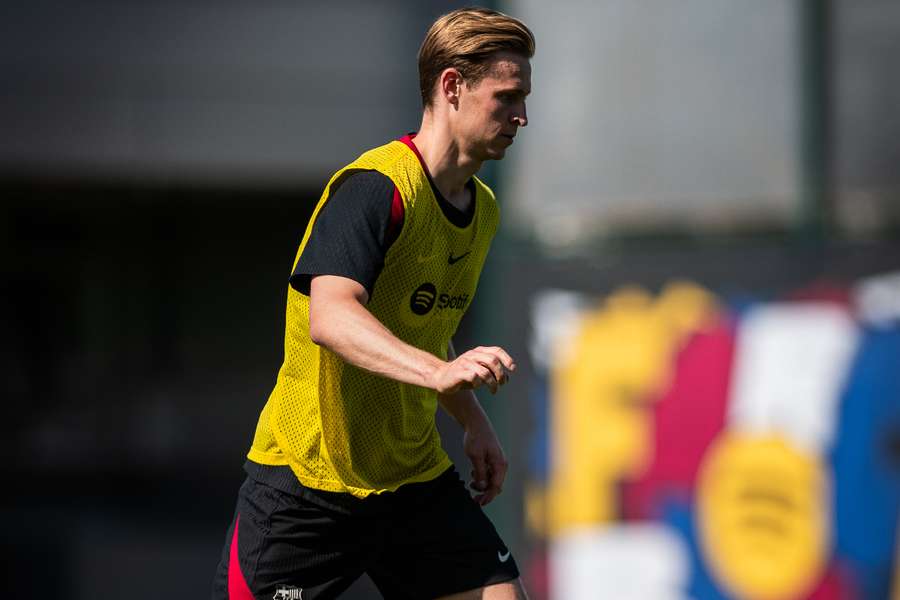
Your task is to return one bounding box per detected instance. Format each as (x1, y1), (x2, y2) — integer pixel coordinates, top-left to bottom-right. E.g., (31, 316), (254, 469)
(212, 7), (533, 599)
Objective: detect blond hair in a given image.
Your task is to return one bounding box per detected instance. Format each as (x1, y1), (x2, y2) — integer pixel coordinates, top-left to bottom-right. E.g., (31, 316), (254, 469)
(418, 7), (535, 108)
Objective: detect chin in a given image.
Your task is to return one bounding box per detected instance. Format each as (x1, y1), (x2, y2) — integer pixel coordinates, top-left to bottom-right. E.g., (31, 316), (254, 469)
(482, 146), (507, 161)
(470, 140), (507, 163)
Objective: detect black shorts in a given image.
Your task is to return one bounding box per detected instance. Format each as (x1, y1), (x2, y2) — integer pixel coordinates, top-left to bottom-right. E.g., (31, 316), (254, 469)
(211, 466), (519, 600)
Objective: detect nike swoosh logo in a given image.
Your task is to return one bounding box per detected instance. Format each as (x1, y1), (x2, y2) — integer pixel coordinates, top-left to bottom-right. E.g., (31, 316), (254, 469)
(448, 251), (471, 265)
(498, 550), (511, 563)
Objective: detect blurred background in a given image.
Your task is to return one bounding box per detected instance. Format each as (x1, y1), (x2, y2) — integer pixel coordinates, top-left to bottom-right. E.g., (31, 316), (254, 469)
(2, 0), (898, 598)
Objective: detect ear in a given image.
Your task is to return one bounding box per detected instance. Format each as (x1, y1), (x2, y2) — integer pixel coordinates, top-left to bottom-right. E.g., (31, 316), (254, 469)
(438, 68), (463, 107)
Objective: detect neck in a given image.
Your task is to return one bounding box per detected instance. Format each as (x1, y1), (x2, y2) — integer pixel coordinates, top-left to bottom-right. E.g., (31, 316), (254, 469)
(413, 110), (482, 200)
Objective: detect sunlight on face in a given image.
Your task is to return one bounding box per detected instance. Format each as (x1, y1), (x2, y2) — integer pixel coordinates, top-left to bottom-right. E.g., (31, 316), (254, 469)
(457, 52), (532, 161)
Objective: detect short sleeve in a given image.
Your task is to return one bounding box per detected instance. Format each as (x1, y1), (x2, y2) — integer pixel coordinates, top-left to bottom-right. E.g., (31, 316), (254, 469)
(290, 171), (398, 298)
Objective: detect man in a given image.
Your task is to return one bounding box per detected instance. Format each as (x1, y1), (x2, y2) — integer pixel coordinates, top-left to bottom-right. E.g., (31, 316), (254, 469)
(213, 7), (534, 599)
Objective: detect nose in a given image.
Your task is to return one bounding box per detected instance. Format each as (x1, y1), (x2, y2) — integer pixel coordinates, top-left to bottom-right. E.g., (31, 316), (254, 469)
(512, 103), (528, 127)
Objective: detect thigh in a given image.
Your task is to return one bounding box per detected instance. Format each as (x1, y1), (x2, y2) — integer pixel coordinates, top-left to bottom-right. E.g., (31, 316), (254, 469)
(213, 477), (374, 600)
(368, 468), (520, 599)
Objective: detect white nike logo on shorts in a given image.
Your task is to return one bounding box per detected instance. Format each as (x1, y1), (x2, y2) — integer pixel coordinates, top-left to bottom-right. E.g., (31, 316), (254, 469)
(498, 550), (511, 563)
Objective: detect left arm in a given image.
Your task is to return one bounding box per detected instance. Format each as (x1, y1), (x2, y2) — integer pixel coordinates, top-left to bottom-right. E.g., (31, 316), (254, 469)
(438, 341), (511, 506)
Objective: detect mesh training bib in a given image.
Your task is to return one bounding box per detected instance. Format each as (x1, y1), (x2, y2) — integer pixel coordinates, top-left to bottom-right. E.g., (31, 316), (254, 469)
(248, 139), (500, 497)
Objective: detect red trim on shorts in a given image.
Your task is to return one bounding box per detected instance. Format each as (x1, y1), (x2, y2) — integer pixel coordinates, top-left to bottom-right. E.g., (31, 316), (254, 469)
(228, 515), (255, 600)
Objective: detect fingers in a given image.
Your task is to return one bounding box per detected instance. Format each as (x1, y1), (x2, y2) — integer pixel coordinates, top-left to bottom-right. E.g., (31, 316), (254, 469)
(461, 346), (516, 394)
(436, 359), (490, 394)
(471, 346), (516, 372)
(472, 478), (500, 505)
(437, 345), (516, 396)
(471, 346), (516, 374)
(470, 451), (489, 495)
(469, 449), (508, 506)
(469, 468), (493, 506)
(467, 351), (508, 388)
(480, 449), (508, 506)
(488, 448), (508, 496)
(459, 359), (498, 393)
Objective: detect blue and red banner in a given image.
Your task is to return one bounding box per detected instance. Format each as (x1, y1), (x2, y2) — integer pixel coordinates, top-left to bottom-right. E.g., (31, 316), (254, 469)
(525, 275), (900, 600)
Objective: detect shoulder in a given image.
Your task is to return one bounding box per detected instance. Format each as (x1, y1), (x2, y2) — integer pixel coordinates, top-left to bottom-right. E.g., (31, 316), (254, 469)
(325, 170), (397, 219)
(333, 170), (394, 198)
(326, 169), (404, 248)
(350, 139), (414, 173)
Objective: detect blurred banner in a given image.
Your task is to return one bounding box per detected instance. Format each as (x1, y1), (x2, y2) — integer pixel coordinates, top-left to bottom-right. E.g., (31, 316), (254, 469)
(523, 273), (900, 599)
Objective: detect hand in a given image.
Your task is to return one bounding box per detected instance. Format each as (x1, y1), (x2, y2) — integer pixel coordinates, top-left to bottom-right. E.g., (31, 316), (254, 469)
(429, 346), (516, 395)
(463, 419), (508, 506)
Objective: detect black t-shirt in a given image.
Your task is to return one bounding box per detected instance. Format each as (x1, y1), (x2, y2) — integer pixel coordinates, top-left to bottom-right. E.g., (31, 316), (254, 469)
(290, 170), (475, 299)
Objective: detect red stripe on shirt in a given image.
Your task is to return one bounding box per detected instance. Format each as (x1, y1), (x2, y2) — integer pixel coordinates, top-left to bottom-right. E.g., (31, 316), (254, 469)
(386, 184), (404, 248)
(398, 133), (430, 178)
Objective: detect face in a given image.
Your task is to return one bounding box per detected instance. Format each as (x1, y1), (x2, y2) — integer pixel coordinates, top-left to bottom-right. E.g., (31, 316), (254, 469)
(454, 52), (531, 161)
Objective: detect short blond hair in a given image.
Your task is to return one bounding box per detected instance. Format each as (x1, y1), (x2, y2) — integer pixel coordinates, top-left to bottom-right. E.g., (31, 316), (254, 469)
(418, 7), (535, 108)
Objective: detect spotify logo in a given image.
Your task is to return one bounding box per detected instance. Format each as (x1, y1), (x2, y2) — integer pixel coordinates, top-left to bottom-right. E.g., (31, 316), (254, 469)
(410, 283), (437, 315)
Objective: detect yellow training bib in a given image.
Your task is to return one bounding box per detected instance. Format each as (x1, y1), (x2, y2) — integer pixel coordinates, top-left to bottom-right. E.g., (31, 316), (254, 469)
(248, 138), (499, 497)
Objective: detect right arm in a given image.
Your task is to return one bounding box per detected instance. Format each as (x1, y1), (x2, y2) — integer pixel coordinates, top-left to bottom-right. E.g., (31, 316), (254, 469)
(296, 171), (512, 393)
(309, 274), (513, 394)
